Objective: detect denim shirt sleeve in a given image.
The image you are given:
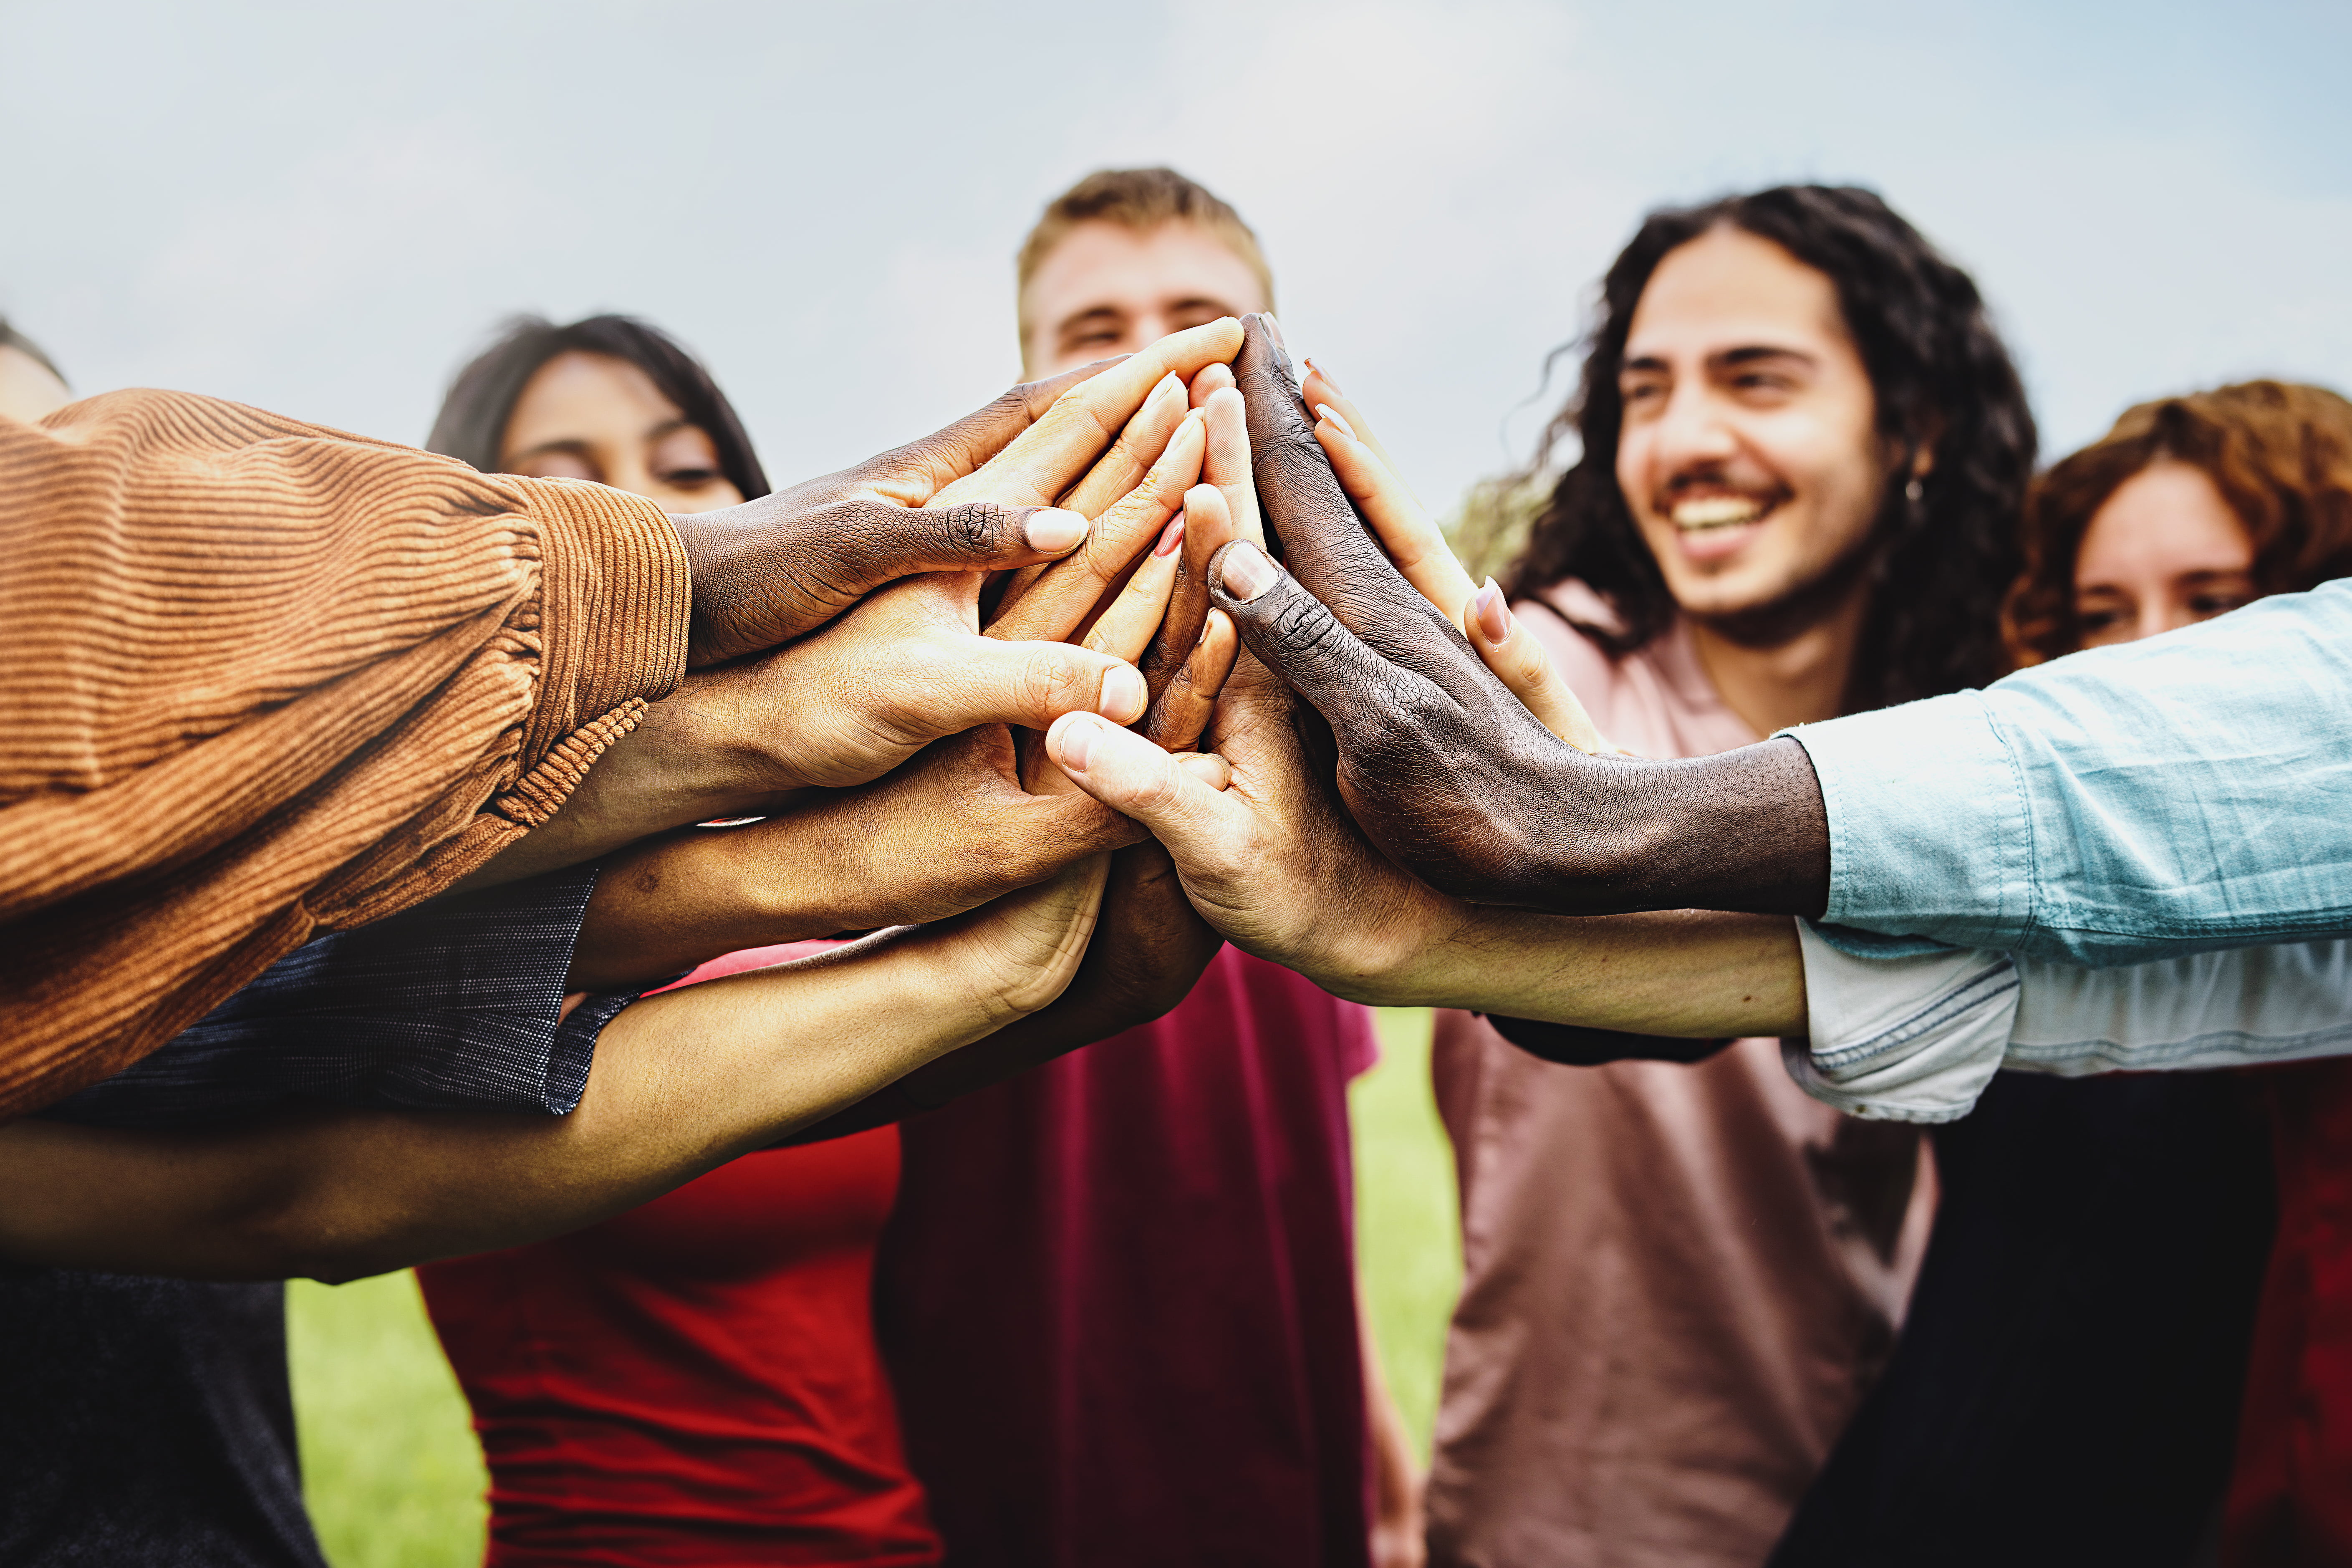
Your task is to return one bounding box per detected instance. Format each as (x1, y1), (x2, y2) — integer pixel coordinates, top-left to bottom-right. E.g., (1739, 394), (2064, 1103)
(44, 867), (643, 1128)
(1782, 578), (2352, 968)
(1789, 922), (2352, 1123)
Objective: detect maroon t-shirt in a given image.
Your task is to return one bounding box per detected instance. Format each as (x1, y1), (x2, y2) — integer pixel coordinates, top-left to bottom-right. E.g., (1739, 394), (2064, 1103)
(2227, 1058), (2352, 1564)
(874, 947), (1380, 1568)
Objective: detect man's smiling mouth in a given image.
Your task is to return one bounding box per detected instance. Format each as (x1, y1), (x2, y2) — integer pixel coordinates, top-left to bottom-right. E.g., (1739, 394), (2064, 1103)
(1668, 494), (1772, 533)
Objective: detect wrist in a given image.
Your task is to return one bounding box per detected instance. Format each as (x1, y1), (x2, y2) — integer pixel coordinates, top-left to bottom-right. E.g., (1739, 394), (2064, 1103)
(1296, 880), (1466, 1007)
(634, 674), (810, 814)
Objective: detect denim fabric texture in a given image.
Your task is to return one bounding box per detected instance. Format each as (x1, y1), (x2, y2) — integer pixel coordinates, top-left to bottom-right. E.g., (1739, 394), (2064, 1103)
(48, 866), (630, 1127)
(1784, 578), (2352, 969)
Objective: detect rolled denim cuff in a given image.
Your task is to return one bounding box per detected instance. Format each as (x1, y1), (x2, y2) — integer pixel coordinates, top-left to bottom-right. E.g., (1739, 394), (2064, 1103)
(1787, 920), (2017, 1124)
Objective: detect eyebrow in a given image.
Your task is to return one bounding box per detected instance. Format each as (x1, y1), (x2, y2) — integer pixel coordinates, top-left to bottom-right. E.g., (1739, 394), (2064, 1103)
(1055, 306), (1129, 337)
(1620, 344), (1820, 376)
(507, 436), (594, 463)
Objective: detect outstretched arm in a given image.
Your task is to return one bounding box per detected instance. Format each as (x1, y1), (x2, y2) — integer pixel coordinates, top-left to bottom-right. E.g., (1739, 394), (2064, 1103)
(0, 863), (1107, 1284)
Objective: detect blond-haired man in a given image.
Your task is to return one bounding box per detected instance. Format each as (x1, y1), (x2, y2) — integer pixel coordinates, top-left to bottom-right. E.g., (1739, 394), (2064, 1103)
(876, 167), (1424, 1568)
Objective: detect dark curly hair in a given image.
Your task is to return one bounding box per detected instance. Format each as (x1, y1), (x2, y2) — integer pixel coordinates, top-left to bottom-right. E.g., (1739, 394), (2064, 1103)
(426, 313), (769, 500)
(2004, 380), (2352, 665)
(1500, 185), (2037, 713)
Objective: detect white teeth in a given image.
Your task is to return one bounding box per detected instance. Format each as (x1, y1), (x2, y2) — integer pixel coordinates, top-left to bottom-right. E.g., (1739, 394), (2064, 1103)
(1670, 495), (1767, 531)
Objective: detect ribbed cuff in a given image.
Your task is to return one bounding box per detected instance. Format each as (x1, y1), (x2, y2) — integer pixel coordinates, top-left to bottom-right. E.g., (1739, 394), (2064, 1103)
(503, 475), (691, 773)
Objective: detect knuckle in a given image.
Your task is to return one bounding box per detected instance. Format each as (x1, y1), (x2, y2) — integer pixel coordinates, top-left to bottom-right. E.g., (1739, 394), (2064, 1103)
(924, 501), (1009, 558)
(1269, 591), (1346, 658)
(1017, 644), (1088, 715)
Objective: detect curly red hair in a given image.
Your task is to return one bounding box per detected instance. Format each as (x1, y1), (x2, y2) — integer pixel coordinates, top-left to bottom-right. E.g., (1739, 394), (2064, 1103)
(2004, 380), (2352, 666)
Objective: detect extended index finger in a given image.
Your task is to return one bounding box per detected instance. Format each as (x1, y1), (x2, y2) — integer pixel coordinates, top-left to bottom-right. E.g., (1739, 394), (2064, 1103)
(931, 318), (1244, 513)
(1233, 313), (1470, 685)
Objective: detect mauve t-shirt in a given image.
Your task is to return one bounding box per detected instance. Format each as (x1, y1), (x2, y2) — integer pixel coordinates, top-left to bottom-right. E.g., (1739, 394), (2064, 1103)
(1426, 585), (1936, 1568)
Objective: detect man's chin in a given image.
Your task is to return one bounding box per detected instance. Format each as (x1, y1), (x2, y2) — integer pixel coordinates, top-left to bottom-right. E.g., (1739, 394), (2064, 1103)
(1673, 544), (1878, 651)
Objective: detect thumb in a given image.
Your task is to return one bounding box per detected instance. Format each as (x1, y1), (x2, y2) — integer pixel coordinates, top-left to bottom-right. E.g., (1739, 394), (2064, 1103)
(1045, 713), (1245, 865)
(1204, 539), (1430, 737)
(927, 636), (1152, 738)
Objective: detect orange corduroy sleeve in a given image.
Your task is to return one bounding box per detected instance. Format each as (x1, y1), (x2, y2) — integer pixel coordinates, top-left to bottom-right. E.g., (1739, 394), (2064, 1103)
(0, 389), (690, 1117)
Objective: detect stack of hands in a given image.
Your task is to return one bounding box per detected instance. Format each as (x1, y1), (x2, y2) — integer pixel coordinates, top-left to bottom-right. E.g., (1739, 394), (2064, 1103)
(0, 316), (1811, 1282)
(511, 311), (1814, 1137)
(512, 312), (1621, 1079)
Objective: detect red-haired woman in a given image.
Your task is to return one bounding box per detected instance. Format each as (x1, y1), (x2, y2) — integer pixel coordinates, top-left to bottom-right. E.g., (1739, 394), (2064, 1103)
(2005, 381), (2352, 1568)
(1774, 381), (2352, 1568)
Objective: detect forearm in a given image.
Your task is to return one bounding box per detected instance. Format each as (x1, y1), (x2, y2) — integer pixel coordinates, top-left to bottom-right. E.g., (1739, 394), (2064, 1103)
(1321, 899), (1806, 1038)
(0, 930), (1020, 1281)
(1557, 738), (1831, 918)
(1433, 737), (1832, 919)
(785, 846), (1219, 1143)
(459, 675), (793, 893)
(778, 995), (1140, 1146)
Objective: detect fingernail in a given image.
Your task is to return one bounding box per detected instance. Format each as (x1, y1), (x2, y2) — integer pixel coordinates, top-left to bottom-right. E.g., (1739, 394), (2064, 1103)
(1260, 313), (1287, 349)
(1155, 518), (1185, 557)
(1474, 577), (1510, 644)
(1305, 357), (1344, 396)
(1315, 404), (1358, 442)
(1027, 508), (1088, 554)
(1099, 664), (1147, 723)
(1057, 716), (1096, 773)
(1219, 541), (1280, 603)
(1151, 371), (1184, 407)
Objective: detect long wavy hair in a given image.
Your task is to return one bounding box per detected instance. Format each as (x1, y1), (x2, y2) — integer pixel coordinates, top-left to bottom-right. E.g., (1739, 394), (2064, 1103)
(1499, 185), (2036, 713)
(426, 313), (769, 500)
(2005, 380), (2352, 665)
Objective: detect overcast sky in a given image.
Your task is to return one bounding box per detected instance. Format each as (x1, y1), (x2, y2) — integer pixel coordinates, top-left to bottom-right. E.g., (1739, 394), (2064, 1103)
(6, 0), (2347, 511)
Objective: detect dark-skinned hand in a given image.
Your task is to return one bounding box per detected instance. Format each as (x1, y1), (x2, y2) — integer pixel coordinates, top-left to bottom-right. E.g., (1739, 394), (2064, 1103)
(1210, 313), (1831, 918)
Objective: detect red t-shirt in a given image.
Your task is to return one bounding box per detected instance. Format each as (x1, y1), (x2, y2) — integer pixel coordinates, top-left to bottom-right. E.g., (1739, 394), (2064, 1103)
(2227, 1058), (2352, 1566)
(419, 943), (939, 1568)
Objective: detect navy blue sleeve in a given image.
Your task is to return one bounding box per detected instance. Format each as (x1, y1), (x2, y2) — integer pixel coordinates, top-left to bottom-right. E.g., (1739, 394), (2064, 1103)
(1482, 1015), (1732, 1068)
(46, 869), (641, 1128)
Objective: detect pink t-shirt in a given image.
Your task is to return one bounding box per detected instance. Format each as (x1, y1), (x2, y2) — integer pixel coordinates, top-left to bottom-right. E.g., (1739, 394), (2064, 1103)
(1424, 584), (1937, 1568)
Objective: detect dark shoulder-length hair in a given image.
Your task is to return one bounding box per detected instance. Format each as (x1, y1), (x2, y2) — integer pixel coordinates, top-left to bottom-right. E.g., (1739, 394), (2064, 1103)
(2005, 380), (2352, 665)
(426, 313), (769, 500)
(1499, 185), (2037, 712)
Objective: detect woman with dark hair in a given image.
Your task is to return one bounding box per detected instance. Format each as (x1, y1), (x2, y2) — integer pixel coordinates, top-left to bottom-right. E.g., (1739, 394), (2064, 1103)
(428, 313), (770, 505)
(413, 315), (942, 1568)
(1417, 186), (2032, 1567)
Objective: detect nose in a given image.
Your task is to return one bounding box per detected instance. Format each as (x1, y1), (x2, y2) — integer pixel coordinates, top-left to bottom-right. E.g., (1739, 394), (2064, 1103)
(1650, 381), (1740, 477)
(2141, 602), (2197, 642)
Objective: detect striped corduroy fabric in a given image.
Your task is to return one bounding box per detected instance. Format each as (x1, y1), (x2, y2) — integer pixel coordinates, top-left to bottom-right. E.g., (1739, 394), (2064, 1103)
(0, 389), (689, 1119)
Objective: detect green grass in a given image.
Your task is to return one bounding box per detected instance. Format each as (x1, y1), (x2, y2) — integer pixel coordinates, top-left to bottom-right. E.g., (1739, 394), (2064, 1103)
(287, 1273), (485, 1568)
(286, 1008), (1463, 1559)
(1351, 1007), (1462, 1453)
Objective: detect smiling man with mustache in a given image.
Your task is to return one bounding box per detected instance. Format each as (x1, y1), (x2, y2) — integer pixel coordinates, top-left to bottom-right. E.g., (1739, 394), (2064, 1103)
(1421, 187), (2036, 1568)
